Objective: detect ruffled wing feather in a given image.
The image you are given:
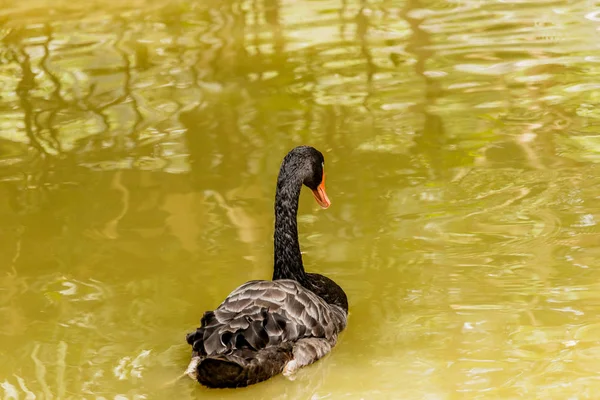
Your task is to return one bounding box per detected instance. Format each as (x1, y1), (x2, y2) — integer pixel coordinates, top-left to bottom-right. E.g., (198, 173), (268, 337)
(186, 280), (347, 357)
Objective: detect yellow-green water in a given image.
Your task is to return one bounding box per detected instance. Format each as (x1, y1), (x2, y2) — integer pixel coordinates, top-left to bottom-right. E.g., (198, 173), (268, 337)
(2, 0), (600, 398)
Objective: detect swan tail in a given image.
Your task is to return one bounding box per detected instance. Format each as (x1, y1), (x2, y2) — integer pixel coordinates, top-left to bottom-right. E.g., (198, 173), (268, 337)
(192, 344), (293, 389)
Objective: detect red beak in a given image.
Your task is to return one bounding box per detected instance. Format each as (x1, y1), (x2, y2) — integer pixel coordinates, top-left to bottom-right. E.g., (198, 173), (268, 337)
(311, 172), (330, 209)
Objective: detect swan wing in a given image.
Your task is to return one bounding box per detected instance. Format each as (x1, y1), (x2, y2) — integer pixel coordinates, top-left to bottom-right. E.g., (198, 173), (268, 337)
(186, 280), (346, 357)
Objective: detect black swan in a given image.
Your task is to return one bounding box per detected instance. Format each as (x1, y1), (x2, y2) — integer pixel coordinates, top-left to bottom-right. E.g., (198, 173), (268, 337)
(185, 146), (348, 389)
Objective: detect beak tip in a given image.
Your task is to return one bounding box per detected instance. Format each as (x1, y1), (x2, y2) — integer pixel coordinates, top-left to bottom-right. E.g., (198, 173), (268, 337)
(312, 188), (331, 209)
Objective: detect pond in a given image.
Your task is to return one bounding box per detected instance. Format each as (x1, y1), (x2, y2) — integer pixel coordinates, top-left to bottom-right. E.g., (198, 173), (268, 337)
(2, 0), (600, 398)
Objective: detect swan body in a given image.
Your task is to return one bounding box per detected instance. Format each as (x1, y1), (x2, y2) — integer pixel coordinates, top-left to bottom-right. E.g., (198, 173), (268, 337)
(185, 146), (348, 388)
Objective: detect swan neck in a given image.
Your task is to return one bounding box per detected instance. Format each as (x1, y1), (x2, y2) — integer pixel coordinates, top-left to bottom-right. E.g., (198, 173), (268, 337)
(273, 174), (306, 282)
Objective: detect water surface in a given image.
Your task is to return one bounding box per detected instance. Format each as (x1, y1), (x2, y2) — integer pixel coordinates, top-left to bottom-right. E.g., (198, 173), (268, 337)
(2, 0), (600, 398)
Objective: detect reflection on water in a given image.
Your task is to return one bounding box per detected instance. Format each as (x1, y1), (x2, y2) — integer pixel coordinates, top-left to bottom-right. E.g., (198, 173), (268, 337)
(2, 0), (600, 398)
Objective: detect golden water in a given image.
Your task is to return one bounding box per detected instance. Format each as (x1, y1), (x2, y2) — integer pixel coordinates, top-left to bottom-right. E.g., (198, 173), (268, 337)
(2, 0), (600, 398)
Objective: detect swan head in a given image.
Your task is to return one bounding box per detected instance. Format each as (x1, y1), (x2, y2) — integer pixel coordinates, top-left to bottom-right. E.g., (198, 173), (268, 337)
(282, 146), (331, 209)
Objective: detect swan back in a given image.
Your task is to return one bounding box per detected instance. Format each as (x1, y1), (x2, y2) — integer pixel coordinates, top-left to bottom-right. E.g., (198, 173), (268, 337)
(187, 279), (347, 358)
